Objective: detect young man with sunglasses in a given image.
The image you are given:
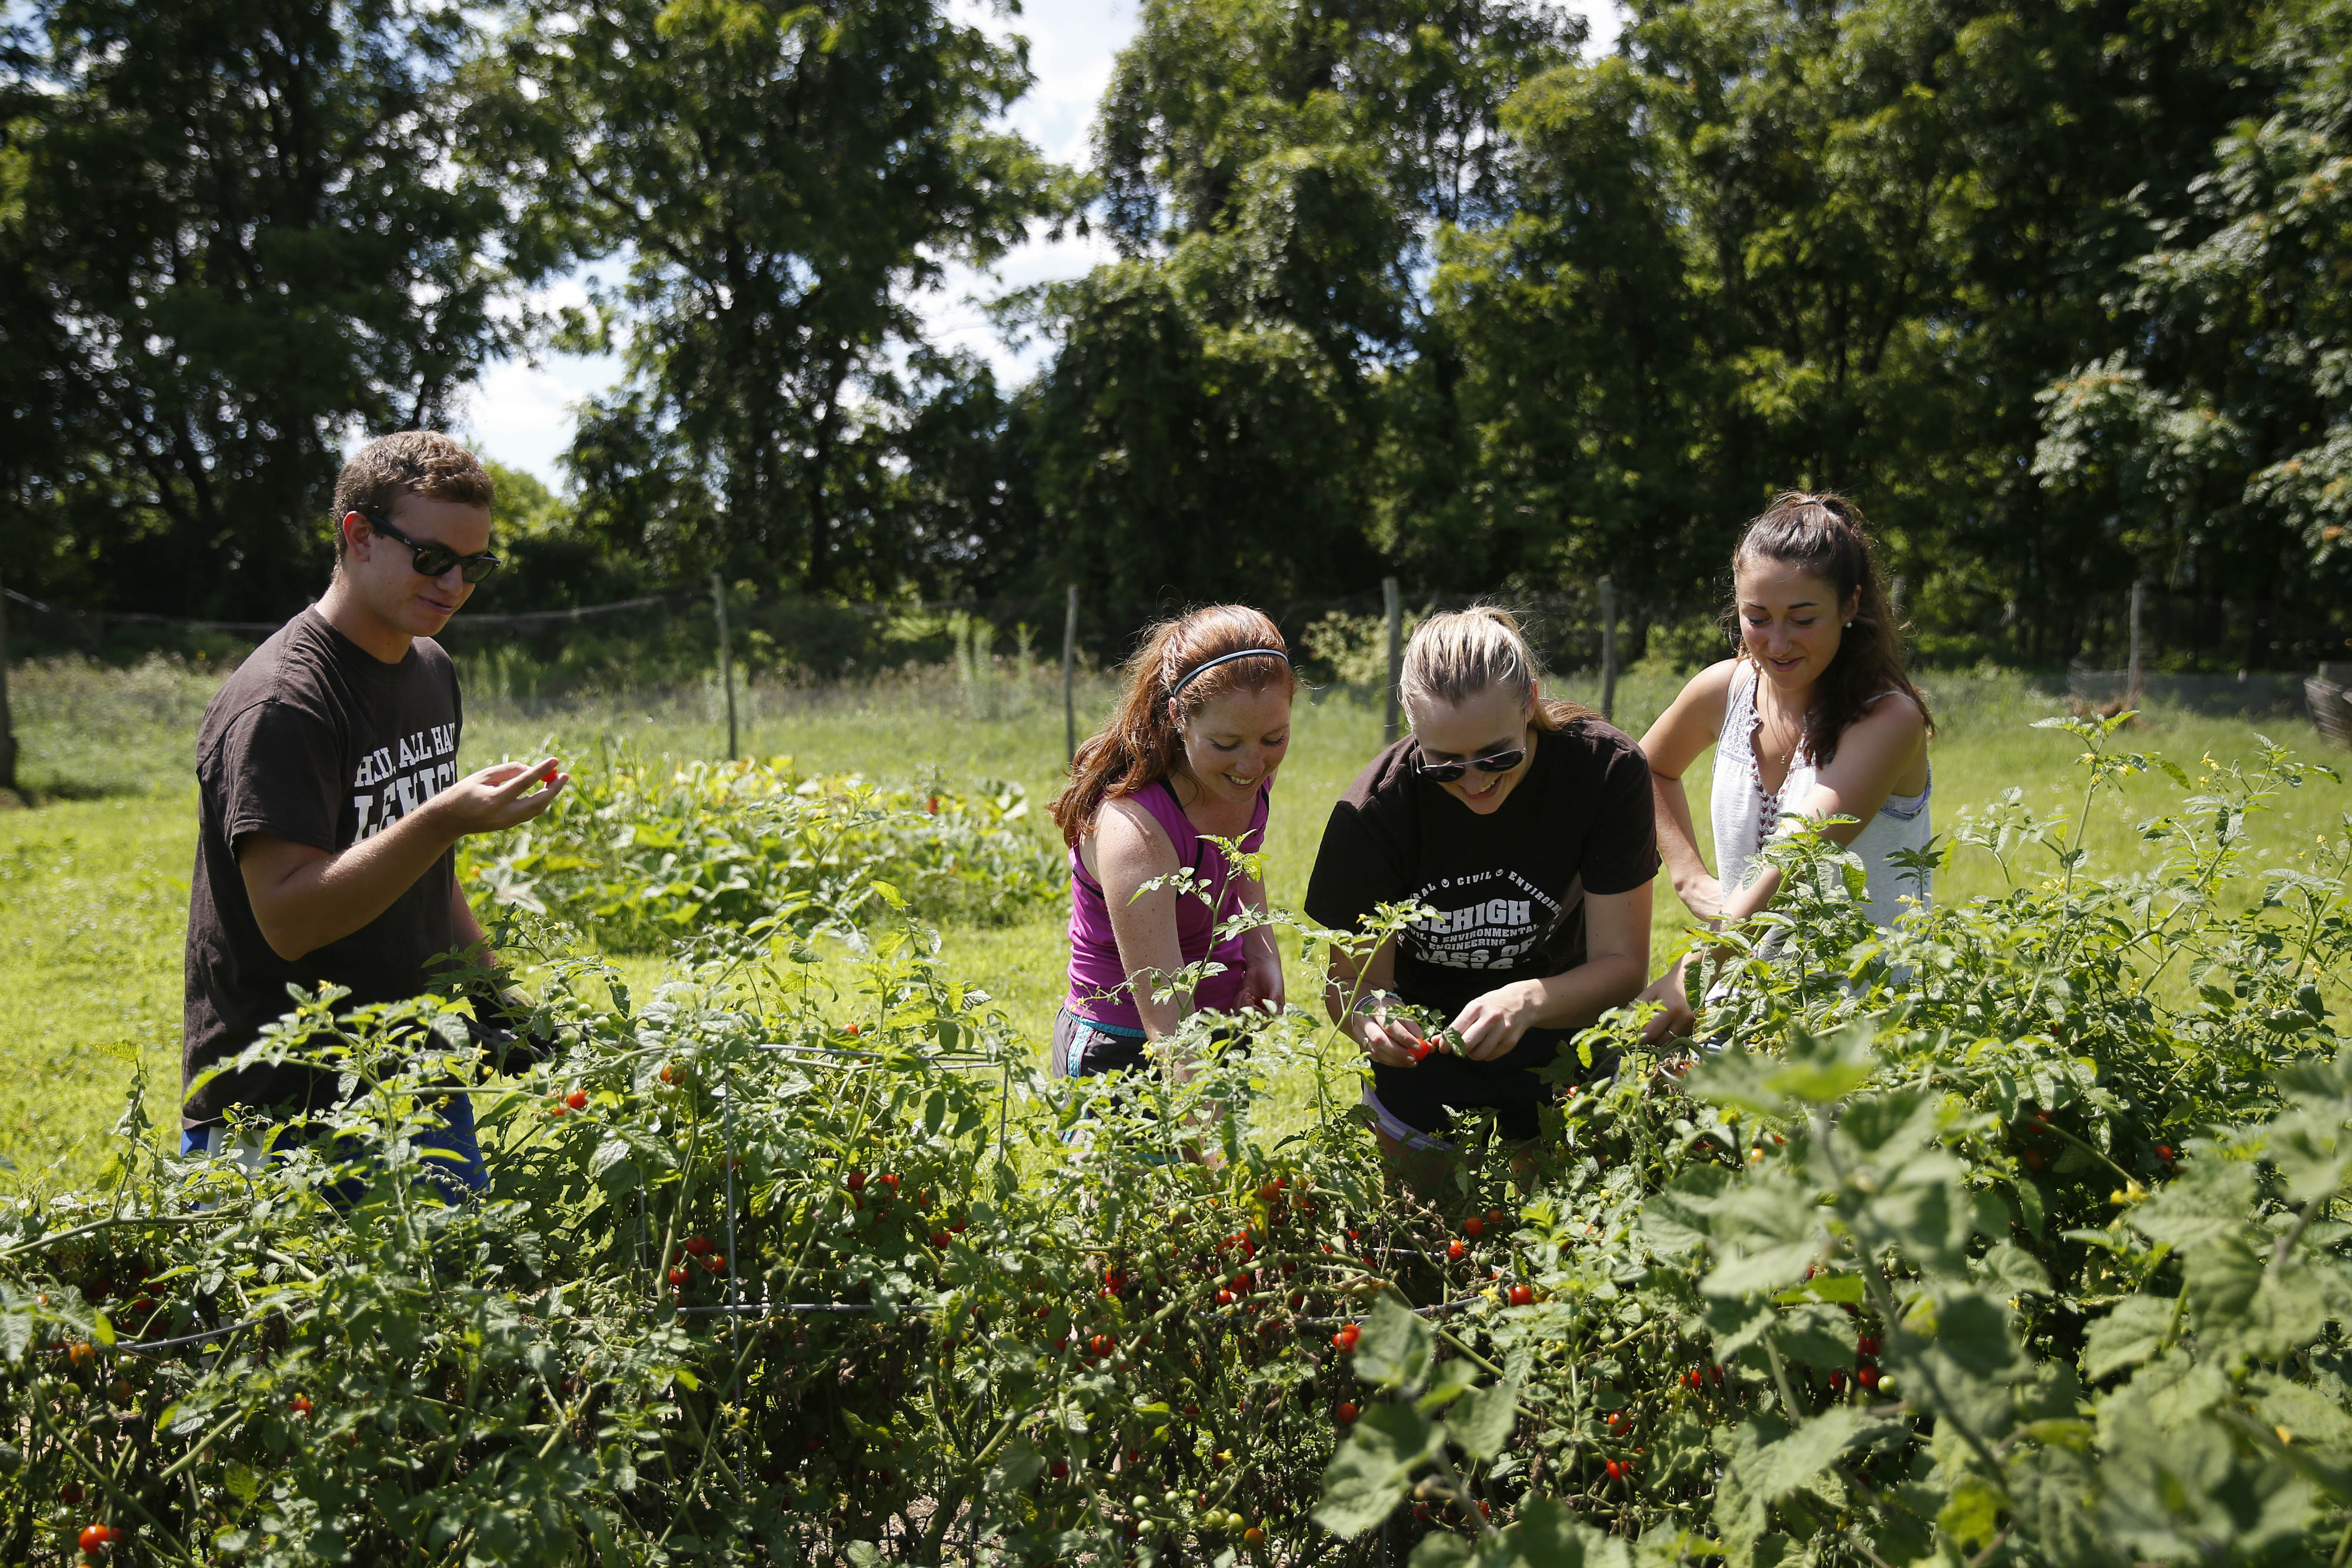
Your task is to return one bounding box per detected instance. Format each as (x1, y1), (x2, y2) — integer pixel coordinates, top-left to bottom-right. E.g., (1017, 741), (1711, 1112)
(182, 432), (566, 1193)
(1304, 607), (1654, 1189)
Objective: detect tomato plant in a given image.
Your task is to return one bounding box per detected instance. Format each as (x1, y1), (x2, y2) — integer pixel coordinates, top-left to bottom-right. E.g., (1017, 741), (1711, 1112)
(1, 723), (2346, 1566)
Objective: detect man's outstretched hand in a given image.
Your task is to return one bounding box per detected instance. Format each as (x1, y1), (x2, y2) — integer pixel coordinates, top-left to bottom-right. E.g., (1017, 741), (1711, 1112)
(242, 757), (567, 962)
(431, 758), (566, 835)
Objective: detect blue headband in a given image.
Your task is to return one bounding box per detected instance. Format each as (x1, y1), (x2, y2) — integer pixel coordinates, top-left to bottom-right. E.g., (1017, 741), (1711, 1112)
(1170, 647), (1291, 697)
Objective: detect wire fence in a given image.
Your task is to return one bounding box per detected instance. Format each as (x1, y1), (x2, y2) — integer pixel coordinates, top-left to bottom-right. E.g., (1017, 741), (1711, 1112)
(7, 576), (2351, 735)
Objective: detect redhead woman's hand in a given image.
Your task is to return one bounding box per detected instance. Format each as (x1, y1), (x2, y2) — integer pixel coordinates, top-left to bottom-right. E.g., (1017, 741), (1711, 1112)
(1237, 944), (1285, 1016)
(1448, 981), (1543, 1062)
(1637, 961), (1696, 1045)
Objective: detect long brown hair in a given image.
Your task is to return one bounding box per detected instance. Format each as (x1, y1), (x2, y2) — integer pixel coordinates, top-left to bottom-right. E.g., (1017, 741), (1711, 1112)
(1049, 605), (1294, 849)
(1399, 606), (1593, 733)
(1730, 492), (1932, 767)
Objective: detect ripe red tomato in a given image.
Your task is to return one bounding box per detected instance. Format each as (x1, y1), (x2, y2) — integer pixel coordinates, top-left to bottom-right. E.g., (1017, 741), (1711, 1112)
(564, 1089), (589, 1111)
(1050, 1460), (1070, 1480)
(1857, 1366), (1880, 1390)
(685, 1236), (712, 1255)
(59, 1482), (83, 1506)
(1829, 1370), (1847, 1392)
(931, 1231), (951, 1248)
(1089, 1333), (1115, 1357)
(1857, 1335), (1880, 1355)
(2153, 1143), (2174, 1162)
(1486, 1208), (1505, 1225)
(659, 1062), (679, 1085)
(78, 1523), (123, 1553)
(845, 1023), (861, 1037)
(68, 1341), (94, 1366)
(881, 1173), (900, 1191)
(1333, 1323), (1360, 1352)
(1605, 1459), (1623, 1480)
(2021, 1148), (2046, 1170)
(1507, 1283), (1534, 1307)
(703, 1253), (726, 1272)
(846, 1170), (866, 1192)
(547, 1097), (569, 1118)
(289, 1395), (313, 1417)
(1337, 1401), (1358, 1423)
(950, 1216), (966, 1233)
(1446, 1240), (1467, 1262)
(1463, 1216), (1484, 1238)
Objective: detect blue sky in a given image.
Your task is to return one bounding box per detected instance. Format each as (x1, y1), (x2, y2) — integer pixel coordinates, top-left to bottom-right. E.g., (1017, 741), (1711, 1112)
(461, 0), (1626, 486)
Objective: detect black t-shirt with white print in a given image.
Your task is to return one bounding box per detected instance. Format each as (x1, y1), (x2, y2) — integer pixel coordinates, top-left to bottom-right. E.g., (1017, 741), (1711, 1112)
(1304, 720), (1659, 1046)
(182, 608), (464, 1126)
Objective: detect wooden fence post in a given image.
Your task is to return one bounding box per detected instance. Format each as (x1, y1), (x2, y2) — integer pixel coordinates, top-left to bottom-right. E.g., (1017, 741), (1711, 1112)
(710, 571), (738, 761)
(1063, 585), (1080, 764)
(0, 568), (16, 797)
(2127, 581), (2146, 704)
(1381, 577), (1402, 745)
(1598, 574), (1618, 724)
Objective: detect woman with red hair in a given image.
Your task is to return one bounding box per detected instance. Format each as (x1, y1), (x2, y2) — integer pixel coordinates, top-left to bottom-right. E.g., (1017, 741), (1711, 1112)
(1049, 606), (1295, 1080)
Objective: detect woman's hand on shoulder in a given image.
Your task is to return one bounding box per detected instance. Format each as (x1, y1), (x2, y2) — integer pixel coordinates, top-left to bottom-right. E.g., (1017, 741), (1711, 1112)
(1637, 658), (1741, 780)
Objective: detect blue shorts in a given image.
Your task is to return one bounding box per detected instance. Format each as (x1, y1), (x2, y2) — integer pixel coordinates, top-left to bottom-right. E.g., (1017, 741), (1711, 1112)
(181, 1091), (489, 1203)
(1051, 1010), (1150, 1078)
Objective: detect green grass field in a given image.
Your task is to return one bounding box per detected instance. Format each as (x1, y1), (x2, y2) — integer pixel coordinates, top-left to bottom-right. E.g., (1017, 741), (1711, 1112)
(3, 655), (2346, 1191)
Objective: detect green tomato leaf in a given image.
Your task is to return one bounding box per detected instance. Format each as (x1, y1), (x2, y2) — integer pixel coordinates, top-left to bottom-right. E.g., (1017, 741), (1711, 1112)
(1352, 1295), (1435, 1391)
(1314, 1402), (1441, 1537)
(2082, 1295), (2174, 1382)
(1447, 1378), (1520, 1461)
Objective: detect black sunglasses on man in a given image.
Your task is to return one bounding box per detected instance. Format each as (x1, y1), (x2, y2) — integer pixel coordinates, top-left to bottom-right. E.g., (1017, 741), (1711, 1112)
(361, 511), (505, 584)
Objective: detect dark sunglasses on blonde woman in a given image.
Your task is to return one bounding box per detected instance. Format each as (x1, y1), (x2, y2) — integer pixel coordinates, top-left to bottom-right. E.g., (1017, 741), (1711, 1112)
(1415, 745), (1526, 784)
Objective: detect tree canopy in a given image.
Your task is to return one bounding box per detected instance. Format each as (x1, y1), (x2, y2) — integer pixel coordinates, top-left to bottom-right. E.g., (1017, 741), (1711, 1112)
(3, 0), (2348, 664)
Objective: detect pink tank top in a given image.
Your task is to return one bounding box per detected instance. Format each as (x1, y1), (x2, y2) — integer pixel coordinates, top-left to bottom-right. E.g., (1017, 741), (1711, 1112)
(1065, 778), (1271, 1028)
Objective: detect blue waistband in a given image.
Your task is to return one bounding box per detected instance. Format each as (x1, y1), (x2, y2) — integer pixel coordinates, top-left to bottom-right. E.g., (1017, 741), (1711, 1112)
(1061, 1009), (1148, 1039)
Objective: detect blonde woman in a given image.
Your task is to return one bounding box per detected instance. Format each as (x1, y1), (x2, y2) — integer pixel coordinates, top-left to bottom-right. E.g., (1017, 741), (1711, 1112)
(1305, 608), (1655, 1165)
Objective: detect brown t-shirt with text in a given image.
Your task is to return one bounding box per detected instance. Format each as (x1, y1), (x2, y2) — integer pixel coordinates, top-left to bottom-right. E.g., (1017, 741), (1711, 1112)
(182, 609), (463, 1126)
(1304, 720), (1659, 1025)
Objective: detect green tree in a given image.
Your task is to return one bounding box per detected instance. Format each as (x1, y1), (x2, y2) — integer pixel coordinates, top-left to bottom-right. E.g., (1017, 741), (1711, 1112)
(1418, 0), (2276, 640)
(485, 0), (1056, 596)
(1025, 0), (1576, 608)
(0, 0), (514, 618)
(2036, 0), (2352, 661)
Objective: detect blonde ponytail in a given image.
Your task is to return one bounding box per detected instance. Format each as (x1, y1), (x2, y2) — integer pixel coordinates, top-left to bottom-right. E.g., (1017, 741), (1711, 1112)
(1399, 606), (1591, 732)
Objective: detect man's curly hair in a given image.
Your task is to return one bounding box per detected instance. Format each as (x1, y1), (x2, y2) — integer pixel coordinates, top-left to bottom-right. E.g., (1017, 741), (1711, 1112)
(330, 432), (495, 557)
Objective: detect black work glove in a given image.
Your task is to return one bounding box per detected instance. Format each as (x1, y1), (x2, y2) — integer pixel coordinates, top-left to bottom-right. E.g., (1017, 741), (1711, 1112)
(472, 987), (559, 1076)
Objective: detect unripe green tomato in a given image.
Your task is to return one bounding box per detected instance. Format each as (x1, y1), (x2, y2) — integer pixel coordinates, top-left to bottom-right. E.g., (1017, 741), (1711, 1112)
(1134, 1493), (1151, 1512)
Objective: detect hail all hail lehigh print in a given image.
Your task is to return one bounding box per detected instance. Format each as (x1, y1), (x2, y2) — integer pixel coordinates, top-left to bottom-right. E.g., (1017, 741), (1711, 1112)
(1404, 871), (1561, 969)
(350, 721), (460, 839)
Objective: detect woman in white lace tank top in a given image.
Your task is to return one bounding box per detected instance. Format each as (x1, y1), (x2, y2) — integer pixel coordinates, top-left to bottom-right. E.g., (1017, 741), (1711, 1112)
(1633, 492), (1935, 1044)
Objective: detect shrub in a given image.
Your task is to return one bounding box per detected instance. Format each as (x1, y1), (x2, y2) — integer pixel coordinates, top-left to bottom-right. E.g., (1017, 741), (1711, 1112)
(462, 750), (1065, 949)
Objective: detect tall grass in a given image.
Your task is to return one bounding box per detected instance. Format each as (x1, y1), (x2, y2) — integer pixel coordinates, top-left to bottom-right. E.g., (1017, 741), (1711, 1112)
(1, 654), (2343, 1190)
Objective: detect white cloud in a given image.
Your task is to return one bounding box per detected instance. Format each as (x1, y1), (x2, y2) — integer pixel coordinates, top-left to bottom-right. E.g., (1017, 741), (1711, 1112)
(467, 0), (1625, 486)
